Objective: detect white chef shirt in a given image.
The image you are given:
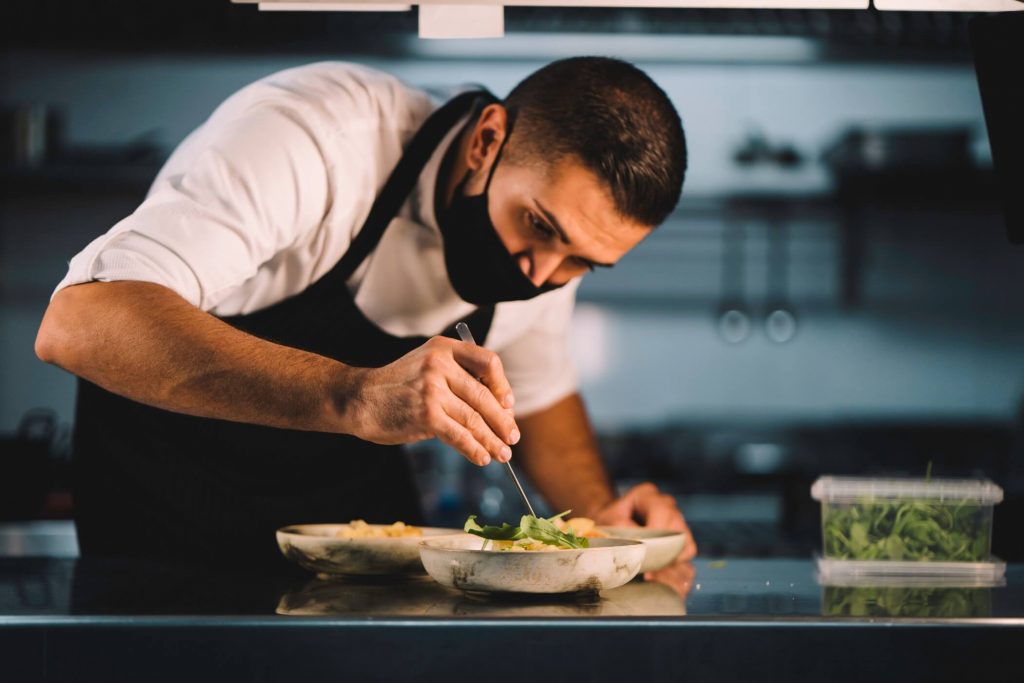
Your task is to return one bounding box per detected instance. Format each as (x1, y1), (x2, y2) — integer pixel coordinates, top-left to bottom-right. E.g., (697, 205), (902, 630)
(54, 61), (580, 417)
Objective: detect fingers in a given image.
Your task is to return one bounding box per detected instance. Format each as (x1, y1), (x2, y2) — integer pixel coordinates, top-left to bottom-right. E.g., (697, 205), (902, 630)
(446, 363), (519, 448)
(441, 391), (513, 465)
(679, 535), (698, 561)
(643, 559), (696, 598)
(449, 340), (516, 410)
(592, 483), (698, 561)
(429, 408), (494, 467)
(593, 495), (639, 527)
(645, 500), (685, 531)
(415, 337), (518, 466)
(630, 483), (686, 531)
(629, 484), (697, 559)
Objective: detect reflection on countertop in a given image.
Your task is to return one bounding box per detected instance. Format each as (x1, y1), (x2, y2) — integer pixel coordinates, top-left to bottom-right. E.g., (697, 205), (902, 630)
(277, 575), (687, 619)
(2, 556), (1022, 623)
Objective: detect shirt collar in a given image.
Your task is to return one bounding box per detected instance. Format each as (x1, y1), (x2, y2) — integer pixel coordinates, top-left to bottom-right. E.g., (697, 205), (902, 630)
(409, 111), (471, 237)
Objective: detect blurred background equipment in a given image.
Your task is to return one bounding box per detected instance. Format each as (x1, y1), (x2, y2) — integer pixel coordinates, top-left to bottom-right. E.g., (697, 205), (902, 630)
(1, 2), (1021, 561)
(0, 410), (54, 522)
(970, 11), (1024, 244)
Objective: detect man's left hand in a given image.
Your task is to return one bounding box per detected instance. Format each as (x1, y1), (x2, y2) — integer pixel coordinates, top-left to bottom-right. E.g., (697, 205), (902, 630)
(592, 482), (697, 561)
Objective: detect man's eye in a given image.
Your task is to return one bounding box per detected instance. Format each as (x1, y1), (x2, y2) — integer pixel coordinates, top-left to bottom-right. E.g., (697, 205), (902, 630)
(574, 258), (596, 272)
(529, 214), (555, 239)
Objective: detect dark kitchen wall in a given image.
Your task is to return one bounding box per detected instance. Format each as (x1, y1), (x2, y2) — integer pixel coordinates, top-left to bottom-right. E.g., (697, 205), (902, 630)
(2, 50), (1018, 430)
(2, 12), (1023, 553)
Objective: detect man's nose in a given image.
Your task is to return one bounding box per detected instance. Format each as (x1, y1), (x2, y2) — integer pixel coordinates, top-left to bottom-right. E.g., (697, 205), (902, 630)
(517, 250), (562, 287)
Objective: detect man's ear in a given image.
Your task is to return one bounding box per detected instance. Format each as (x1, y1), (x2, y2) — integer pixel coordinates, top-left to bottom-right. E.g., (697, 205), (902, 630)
(466, 104), (509, 173)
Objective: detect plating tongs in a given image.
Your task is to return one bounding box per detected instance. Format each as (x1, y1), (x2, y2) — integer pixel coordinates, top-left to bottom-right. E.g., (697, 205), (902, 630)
(455, 321), (538, 517)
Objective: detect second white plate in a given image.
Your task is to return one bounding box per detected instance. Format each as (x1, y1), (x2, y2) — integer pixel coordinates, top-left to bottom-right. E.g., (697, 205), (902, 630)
(277, 524), (461, 577)
(598, 527), (688, 573)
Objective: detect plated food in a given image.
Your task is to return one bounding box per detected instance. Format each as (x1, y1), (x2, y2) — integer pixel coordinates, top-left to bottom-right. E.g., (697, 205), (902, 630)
(556, 516), (609, 539)
(277, 521), (459, 577)
(411, 510), (645, 594)
(334, 520), (422, 539)
(458, 510), (686, 575)
(277, 512), (686, 587)
(463, 511), (591, 551)
(419, 533), (645, 594)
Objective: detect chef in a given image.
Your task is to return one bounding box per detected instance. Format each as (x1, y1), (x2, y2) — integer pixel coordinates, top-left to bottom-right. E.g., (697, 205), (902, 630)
(35, 56), (696, 569)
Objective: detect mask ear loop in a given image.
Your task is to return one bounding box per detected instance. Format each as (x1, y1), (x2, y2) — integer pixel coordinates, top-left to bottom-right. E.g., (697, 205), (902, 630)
(481, 105), (517, 194)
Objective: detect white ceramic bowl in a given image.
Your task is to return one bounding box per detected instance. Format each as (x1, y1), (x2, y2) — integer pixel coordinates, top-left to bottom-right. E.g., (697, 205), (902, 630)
(419, 533), (646, 594)
(598, 527), (688, 573)
(277, 524), (461, 577)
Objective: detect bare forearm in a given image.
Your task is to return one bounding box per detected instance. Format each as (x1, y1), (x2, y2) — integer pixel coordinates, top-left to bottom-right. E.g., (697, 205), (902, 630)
(35, 281), (362, 432)
(515, 393), (615, 518)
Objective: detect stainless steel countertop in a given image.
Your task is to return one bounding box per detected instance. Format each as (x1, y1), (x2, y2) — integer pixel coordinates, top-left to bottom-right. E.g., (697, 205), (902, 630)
(2, 554), (1021, 683)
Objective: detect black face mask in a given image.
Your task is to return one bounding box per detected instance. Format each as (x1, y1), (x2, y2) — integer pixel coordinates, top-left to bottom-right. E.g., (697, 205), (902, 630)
(437, 122), (563, 306)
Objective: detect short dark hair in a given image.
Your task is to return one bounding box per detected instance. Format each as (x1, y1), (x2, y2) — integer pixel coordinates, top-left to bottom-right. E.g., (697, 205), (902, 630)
(503, 57), (687, 227)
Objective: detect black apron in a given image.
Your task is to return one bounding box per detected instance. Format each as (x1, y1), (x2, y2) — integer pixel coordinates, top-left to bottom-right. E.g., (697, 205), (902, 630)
(71, 89), (498, 570)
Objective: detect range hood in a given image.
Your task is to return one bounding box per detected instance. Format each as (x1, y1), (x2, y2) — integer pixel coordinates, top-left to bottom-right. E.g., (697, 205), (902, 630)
(235, 0), (1022, 38)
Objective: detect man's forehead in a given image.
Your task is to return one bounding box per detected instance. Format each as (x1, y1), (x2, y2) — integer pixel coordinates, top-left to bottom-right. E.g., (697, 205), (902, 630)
(533, 158), (648, 253)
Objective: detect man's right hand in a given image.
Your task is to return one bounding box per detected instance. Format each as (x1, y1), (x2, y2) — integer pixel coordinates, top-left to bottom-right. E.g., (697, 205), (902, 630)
(343, 336), (520, 466)
(37, 283), (517, 466)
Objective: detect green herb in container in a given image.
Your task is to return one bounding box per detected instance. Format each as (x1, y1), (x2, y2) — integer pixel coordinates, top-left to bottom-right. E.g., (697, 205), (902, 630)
(811, 475), (1004, 578)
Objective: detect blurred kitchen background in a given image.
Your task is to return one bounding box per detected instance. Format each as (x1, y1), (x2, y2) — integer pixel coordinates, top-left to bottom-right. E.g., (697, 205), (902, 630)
(2, 3), (1022, 560)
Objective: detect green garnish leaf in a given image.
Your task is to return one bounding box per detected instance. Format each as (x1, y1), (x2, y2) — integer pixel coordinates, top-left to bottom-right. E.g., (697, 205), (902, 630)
(520, 513), (589, 549)
(463, 515), (523, 541)
(463, 511), (590, 550)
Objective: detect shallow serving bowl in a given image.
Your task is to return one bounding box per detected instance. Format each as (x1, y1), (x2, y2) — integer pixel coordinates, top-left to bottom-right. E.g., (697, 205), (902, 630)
(277, 524), (461, 577)
(598, 527), (688, 573)
(419, 533), (646, 594)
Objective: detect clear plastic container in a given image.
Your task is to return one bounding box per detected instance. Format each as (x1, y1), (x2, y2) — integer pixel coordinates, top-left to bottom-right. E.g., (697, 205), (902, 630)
(811, 476), (1004, 580)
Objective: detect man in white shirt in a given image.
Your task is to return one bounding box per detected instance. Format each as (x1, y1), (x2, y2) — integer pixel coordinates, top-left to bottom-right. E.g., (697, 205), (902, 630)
(35, 57), (696, 569)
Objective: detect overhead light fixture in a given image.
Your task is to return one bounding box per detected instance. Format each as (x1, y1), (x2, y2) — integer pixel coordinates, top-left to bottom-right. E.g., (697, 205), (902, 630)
(419, 4), (504, 38)
(874, 0), (1023, 10)
(256, 1), (411, 9)
(242, 0), (870, 7)
(237, 1), (1023, 39)
(236, 1), (872, 39)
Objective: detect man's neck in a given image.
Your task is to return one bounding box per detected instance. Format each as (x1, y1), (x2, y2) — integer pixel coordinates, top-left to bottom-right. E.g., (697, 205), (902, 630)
(434, 118), (474, 222)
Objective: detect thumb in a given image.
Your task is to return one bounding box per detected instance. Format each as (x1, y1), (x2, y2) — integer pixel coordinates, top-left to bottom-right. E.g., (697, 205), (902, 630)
(595, 495), (638, 527)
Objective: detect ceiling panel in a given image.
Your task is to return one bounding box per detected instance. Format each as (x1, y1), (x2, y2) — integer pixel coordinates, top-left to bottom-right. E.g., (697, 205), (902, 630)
(875, 0), (1023, 10)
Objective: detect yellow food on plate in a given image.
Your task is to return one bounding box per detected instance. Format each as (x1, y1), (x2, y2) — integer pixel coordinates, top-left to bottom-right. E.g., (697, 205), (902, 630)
(463, 510), (595, 551)
(334, 520), (422, 539)
(489, 539), (561, 552)
(554, 517), (610, 539)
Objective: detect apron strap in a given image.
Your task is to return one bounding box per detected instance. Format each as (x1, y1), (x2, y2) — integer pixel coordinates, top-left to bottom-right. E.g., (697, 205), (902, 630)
(318, 89), (498, 291)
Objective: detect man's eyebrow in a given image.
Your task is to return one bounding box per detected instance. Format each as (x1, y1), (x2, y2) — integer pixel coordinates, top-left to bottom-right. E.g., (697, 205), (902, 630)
(533, 199), (615, 269)
(534, 199), (572, 246)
